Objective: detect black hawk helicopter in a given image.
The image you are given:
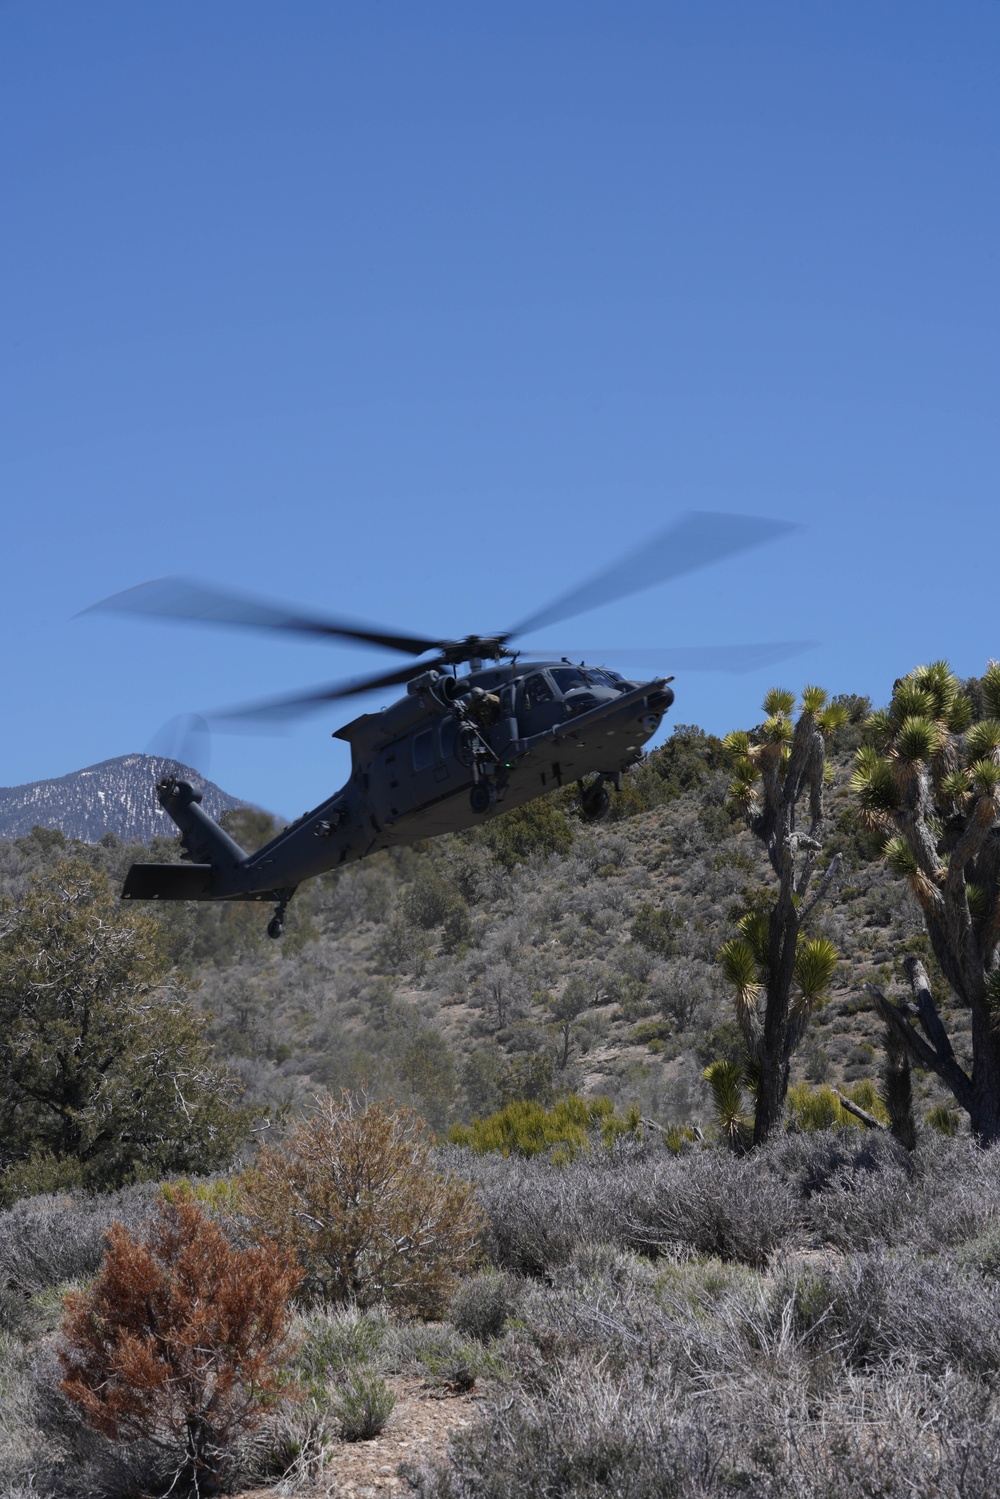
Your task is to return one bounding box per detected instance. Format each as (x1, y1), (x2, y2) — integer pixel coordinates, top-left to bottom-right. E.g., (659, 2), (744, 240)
(87, 511), (806, 938)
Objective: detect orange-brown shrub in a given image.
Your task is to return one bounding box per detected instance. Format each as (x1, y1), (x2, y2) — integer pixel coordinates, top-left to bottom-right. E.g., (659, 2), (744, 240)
(240, 1092), (483, 1316)
(58, 1197), (302, 1495)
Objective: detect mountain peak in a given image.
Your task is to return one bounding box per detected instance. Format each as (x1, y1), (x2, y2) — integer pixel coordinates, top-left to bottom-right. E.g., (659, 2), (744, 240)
(0, 755), (245, 844)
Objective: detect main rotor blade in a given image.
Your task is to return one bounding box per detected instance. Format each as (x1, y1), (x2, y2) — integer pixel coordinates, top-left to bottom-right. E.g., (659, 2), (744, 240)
(540, 642), (818, 674)
(508, 511), (800, 639)
(211, 659), (444, 724)
(83, 577), (441, 657)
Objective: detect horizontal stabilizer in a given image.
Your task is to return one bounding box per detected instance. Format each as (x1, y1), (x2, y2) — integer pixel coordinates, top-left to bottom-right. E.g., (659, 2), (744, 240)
(122, 863), (214, 901)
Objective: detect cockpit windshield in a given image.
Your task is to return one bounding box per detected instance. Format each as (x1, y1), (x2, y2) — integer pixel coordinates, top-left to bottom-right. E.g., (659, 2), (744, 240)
(550, 667), (590, 694)
(550, 665), (624, 692)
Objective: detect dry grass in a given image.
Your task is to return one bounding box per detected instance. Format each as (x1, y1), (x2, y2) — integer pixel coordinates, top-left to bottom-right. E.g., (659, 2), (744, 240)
(2, 1133), (1000, 1495)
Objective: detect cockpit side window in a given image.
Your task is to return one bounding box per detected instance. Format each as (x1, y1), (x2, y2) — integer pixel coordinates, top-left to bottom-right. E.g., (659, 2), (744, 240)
(522, 673), (555, 709)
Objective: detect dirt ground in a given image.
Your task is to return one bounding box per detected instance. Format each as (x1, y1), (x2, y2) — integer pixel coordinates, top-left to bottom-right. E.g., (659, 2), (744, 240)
(234, 1375), (479, 1498)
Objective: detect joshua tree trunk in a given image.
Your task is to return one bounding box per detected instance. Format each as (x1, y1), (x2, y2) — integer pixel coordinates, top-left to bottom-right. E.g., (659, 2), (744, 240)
(879, 1001), (917, 1151)
(752, 905), (798, 1146)
(721, 689), (846, 1147)
(870, 959), (1000, 1146)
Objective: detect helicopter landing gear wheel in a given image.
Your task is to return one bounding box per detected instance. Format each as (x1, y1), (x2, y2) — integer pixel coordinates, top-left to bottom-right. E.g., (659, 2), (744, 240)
(579, 777), (611, 822)
(469, 781), (497, 814)
(267, 887), (296, 940)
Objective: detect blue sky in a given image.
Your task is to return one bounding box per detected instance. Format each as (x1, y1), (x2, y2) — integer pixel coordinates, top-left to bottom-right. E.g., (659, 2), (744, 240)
(3, 2), (998, 818)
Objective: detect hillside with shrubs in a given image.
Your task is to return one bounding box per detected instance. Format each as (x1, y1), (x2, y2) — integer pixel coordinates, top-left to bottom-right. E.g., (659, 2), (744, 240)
(0, 697), (959, 1147)
(3, 665), (1000, 1496)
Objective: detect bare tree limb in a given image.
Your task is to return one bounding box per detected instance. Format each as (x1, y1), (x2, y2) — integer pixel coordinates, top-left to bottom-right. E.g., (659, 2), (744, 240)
(799, 852), (843, 921)
(832, 1089), (884, 1130)
(866, 982), (974, 1114)
(904, 956), (957, 1064)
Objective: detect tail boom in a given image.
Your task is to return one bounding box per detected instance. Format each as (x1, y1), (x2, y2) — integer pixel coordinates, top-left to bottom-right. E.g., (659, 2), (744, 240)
(122, 777), (282, 904)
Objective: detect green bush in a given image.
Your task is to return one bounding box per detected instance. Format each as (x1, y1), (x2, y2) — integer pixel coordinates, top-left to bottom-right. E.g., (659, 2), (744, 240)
(448, 1270), (522, 1343)
(927, 1102), (960, 1137)
(628, 1018), (673, 1047)
(405, 869), (467, 931)
(644, 724), (727, 796)
(449, 1094), (641, 1160)
(629, 903), (681, 957)
(786, 1082), (888, 1133)
(0, 862), (252, 1203)
(294, 1306), (388, 1388)
(332, 1368), (396, 1441)
(470, 798), (574, 871)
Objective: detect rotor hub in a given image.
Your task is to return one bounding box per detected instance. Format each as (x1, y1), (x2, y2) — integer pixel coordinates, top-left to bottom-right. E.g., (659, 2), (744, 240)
(436, 634), (510, 666)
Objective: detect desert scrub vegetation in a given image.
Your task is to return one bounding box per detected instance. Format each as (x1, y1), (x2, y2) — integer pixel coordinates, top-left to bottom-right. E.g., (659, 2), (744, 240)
(407, 1131), (1000, 1499)
(6, 694), (1000, 1492)
(0, 702), (951, 1145)
(3, 1128), (1000, 1495)
(0, 1094), (484, 1495)
(240, 1091), (483, 1313)
(448, 1093), (642, 1159)
(58, 1197), (302, 1496)
(0, 862), (253, 1205)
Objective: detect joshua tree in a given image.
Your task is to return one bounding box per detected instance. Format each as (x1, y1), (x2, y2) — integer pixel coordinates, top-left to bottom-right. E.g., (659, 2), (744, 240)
(718, 687), (845, 1145)
(851, 660), (1000, 1145)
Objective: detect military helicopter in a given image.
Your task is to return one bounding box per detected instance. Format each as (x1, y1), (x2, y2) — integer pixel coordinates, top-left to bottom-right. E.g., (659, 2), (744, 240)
(87, 510), (805, 937)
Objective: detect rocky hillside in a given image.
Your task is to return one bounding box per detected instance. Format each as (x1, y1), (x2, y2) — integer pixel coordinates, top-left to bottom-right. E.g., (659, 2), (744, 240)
(0, 754), (245, 843)
(1, 710), (952, 1138)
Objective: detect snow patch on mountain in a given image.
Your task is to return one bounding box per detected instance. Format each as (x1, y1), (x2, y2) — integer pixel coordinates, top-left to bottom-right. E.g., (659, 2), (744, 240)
(0, 755), (246, 843)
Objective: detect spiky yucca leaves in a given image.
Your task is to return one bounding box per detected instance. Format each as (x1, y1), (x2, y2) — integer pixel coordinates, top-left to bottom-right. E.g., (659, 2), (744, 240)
(717, 925), (836, 1067)
(851, 746), (901, 830)
(762, 687), (796, 716)
(982, 660), (1000, 718)
(852, 662), (998, 960)
(702, 1060), (751, 1148)
(792, 938), (838, 1011)
(854, 662), (1000, 1146)
(724, 689), (847, 831)
(718, 688), (841, 1147)
(965, 719), (1000, 760)
(895, 715), (942, 765)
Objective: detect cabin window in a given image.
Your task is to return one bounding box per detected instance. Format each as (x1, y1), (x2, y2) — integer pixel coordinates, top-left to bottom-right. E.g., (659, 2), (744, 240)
(412, 729), (436, 771)
(439, 717), (458, 760)
(522, 673), (555, 709)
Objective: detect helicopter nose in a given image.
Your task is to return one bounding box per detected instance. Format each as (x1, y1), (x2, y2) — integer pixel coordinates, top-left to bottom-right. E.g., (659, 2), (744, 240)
(647, 686), (675, 712)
